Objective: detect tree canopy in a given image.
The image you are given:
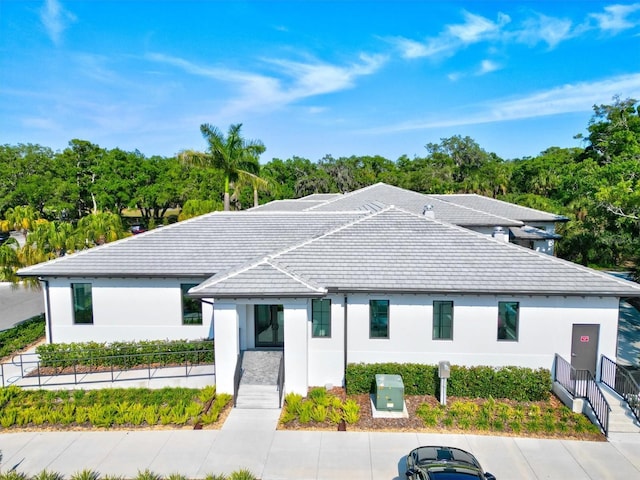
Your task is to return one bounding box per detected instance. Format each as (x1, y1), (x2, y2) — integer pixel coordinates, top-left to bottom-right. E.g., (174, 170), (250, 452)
(2, 98), (639, 282)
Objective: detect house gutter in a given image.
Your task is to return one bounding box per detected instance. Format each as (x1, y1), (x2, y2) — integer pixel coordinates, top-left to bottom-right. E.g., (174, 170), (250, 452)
(343, 295), (348, 388)
(39, 278), (53, 344)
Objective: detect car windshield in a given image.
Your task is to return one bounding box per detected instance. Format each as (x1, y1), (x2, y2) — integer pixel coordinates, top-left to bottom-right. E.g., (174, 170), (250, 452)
(431, 472), (482, 479)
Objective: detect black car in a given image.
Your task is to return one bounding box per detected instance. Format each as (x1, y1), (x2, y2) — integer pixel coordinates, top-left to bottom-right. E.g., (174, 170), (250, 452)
(405, 446), (496, 480)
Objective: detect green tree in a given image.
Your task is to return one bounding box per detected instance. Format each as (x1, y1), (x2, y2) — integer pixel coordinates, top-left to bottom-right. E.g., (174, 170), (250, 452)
(0, 237), (20, 282)
(76, 212), (127, 246)
(181, 123), (266, 211)
(130, 156), (183, 223)
(4, 205), (40, 235)
(58, 140), (105, 217)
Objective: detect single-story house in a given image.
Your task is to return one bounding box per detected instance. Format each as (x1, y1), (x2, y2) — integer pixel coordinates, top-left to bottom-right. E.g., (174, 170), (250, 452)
(18, 183), (640, 397)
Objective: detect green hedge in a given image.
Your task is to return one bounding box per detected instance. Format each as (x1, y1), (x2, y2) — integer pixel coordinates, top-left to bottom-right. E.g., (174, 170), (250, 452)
(36, 339), (214, 369)
(345, 362), (551, 401)
(0, 314), (45, 359)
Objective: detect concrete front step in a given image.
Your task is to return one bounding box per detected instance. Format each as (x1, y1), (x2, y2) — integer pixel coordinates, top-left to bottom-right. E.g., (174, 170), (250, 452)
(598, 382), (640, 434)
(236, 384), (281, 409)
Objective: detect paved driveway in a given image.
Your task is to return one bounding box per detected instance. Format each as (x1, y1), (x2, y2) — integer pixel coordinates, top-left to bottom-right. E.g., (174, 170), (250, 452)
(0, 282), (44, 331)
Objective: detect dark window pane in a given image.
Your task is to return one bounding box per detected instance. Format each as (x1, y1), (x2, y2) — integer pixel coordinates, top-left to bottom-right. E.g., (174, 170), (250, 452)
(498, 301), (519, 341)
(370, 300), (389, 338)
(312, 299), (331, 337)
(181, 284), (202, 325)
(72, 283), (93, 324)
(433, 301), (453, 340)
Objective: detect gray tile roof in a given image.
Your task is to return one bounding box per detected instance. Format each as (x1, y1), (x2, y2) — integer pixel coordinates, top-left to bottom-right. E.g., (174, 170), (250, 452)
(510, 226), (561, 241)
(306, 183), (523, 227)
(249, 200), (326, 212)
(190, 261), (326, 297)
(193, 207), (640, 298)
(429, 193), (568, 223)
(17, 211), (366, 277)
(298, 193), (343, 201)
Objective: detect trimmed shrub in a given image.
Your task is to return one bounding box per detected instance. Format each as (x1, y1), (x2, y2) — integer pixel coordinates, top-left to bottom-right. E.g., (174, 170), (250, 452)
(36, 339), (214, 369)
(0, 314), (45, 359)
(346, 362), (551, 401)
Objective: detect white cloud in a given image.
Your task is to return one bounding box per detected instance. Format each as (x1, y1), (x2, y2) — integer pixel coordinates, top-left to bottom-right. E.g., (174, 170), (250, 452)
(514, 14), (575, 48)
(39, 0), (76, 45)
(146, 52), (386, 117)
(362, 72), (640, 133)
(447, 11), (510, 43)
(391, 37), (440, 59)
(590, 3), (640, 32)
(478, 59), (500, 75)
(392, 4), (640, 66)
(391, 11), (509, 59)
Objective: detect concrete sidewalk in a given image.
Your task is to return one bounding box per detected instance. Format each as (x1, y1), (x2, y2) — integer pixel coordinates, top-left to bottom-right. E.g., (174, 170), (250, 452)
(1, 409), (640, 480)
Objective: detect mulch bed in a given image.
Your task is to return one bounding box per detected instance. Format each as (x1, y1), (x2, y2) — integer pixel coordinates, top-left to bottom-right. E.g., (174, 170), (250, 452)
(278, 388), (606, 441)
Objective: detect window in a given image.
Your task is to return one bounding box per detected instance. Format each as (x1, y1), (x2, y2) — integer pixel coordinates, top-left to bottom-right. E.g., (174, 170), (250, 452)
(72, 283), (93, 324)
(433, 301), (453, 340)
(370, 300), (389, 338)
(181, 284), (202, 325)
(312, 299), (331, 337)
(497, 301), (519, 341)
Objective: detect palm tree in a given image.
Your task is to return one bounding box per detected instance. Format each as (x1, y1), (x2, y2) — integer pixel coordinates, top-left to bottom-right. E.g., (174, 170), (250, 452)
(237, 169), (271, 208)
(4, 205), (40, 236)
(0, 237), (20, 283)
(76, 212), (127, 246)
(180, 123), (265, 211)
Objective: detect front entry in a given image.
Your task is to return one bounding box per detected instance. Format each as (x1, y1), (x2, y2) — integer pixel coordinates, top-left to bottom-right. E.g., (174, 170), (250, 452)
(254, 304), (284, 347)
(571, 324), (600, 374)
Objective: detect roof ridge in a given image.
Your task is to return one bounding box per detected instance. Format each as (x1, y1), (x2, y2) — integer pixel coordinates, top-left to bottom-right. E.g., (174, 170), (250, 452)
(425, 194), (524, 226)
(267, 259), (326, 294)
(436, 193), (568, 220)
(190, 257), (326, 295)
(304, 182), (384, 211)
(268, 206), (389, 259)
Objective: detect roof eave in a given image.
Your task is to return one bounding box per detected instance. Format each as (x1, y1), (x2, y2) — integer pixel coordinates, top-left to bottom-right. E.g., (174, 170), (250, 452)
(190, 291), (327, 299)
(17, 271), (214, 279)
(327, 287), (639, 297)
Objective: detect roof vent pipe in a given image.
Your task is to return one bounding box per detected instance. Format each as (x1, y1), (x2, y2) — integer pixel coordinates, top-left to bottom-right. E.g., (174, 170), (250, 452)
(492, 226), (509, 242)
(422, 204), (435, 219)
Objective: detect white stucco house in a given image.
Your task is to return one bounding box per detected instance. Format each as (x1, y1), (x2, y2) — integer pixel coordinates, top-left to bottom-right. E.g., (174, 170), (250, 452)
(18, 183), (640, 398)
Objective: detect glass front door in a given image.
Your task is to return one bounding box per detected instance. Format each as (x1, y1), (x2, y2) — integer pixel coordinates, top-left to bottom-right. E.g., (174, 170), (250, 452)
(254, 304), (284, 347)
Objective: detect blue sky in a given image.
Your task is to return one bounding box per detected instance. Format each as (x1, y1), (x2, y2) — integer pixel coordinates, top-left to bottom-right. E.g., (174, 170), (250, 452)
(1, 1), (640, 162)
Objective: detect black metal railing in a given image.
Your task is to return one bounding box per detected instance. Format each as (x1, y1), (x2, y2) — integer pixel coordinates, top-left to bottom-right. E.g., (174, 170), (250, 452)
(554, 354), (588, 397)
(601, 355), (640, 424)
(233, 353), (242, 407)
(554, 354), (610, 436)
(277, 352), (285, 408)
(1, 349), (214, 388)
(586, 373), (610, 437)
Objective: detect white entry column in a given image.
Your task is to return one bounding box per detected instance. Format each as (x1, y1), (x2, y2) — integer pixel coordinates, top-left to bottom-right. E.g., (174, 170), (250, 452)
(213, 302), (240, 395)
(284, 301), (309, 396)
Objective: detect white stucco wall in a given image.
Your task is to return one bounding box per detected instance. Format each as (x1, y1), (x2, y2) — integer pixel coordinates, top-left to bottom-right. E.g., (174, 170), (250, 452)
(304, 293), (619, 391)
(213, 302), (240, 394)
(44, 277), (621, 398)
(284, 301), (309, 396)
(45, 277), (211, 343)
(307, 295), (346, 389)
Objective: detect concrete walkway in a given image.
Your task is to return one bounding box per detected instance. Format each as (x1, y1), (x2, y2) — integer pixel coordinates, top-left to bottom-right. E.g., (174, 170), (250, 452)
(0, 282), (44, 331)
(1, 408), (640, 480)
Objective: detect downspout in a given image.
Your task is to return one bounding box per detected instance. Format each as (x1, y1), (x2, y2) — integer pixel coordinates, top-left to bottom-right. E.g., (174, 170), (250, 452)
(343, 295), (348, 387)
(39, 278), (53, 344)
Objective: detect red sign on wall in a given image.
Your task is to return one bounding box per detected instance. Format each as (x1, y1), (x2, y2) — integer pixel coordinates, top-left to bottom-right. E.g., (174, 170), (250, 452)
(580, 336), (590, 343)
